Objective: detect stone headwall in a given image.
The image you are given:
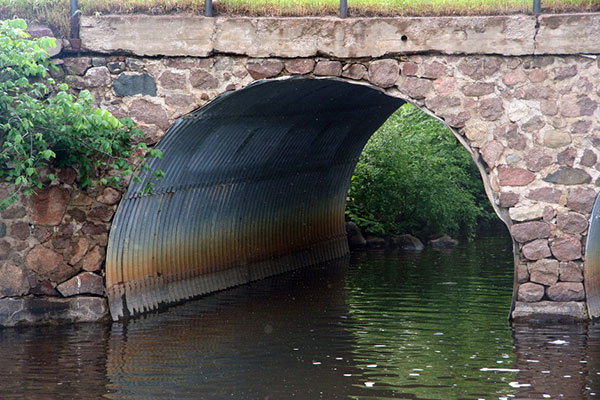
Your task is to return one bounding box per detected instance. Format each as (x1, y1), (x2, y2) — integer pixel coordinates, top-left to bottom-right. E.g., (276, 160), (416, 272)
(79, 13), (600, 57)
(0, 179), (119, 325)
(2, 14), (599, 324)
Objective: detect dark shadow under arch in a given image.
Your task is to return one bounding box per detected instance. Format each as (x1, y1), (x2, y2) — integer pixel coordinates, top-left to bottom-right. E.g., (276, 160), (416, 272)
(107, 77), (431, 319)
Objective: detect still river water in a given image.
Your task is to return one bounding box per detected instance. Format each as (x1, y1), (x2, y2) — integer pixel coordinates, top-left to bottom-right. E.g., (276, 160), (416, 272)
(2, 231), (600, 399)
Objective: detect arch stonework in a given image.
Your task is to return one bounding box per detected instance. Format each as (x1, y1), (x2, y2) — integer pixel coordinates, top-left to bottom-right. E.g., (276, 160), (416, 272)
(1, 15), (599, 324)
(89, 52), (598, 321)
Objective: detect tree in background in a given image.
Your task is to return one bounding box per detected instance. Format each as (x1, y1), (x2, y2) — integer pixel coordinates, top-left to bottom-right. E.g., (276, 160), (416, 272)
(346, 104), (495, 239)
(0, 18), (162, 207)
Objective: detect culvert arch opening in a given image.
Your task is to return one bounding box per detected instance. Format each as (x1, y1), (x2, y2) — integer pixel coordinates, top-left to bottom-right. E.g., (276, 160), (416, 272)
(106, 77), (508, 321)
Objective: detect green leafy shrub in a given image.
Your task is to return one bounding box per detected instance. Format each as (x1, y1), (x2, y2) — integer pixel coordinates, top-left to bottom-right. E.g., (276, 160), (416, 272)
(346, 104), (495, 239)
(0, 18), (162, 207)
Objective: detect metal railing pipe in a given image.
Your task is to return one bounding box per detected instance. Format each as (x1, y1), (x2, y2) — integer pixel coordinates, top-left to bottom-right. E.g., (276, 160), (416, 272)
(533, 0), (541, 15)
(340, 0), (347, 18)
(70, 0), (78, 16)
(70, 0), (79, 37)
(205, 0), (213, 17)
(69, 0), (81, 50)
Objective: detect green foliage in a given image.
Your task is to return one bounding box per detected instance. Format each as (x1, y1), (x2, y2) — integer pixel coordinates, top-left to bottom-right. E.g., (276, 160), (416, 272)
(0, 18), (162, 207)
(346, 104), (495, 239)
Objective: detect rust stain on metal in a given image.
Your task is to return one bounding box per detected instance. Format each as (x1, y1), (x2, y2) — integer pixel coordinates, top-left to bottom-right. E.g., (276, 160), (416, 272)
(106, 77), (404, 320)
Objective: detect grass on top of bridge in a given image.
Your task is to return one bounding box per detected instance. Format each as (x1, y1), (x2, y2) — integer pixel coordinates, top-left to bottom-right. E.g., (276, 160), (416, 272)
(1, 0), (599, 37)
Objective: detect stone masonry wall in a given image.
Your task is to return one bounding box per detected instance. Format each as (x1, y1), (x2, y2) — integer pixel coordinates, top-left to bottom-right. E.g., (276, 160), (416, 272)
(0, 177), (117, 324)
(2, 47), (599, 323)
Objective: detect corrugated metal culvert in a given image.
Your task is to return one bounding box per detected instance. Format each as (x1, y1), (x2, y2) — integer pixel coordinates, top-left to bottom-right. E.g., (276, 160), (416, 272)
(106, 77), (404, 320)
(585, 194), (600, 319)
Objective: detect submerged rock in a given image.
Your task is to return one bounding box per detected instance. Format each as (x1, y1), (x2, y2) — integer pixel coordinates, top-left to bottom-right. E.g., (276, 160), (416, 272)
(512, 301), (588, 322)
(429, 235), (458, 250)
(390, 234), (424, 251)
(345, 221), (366, 249)
(0, 296), (109, 326)
(365, 235), (386, 248)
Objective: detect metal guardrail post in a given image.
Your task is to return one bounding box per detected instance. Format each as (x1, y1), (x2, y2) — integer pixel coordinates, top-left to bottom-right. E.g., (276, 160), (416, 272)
(340, 0), (348, 18)
(533, 0), (541, 15)
(205, 0), (213, 17)
(70, 0), (81, 50)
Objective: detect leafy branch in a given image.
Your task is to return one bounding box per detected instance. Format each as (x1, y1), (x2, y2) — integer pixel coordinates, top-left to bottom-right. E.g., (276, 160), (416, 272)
(346, 104), (496, 239)
(0, 18), (163, 208)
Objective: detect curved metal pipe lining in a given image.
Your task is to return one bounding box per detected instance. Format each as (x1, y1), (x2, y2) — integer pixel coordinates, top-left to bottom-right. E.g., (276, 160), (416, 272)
(106, 78), (404, 320)
(585, 194), (600, 319)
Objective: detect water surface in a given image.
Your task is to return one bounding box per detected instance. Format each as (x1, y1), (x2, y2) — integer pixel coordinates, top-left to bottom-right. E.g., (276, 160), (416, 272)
(1, 232), (599, 399)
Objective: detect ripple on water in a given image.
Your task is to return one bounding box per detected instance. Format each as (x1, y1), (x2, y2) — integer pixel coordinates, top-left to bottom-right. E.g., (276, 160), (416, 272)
(0, 233), (600, 399)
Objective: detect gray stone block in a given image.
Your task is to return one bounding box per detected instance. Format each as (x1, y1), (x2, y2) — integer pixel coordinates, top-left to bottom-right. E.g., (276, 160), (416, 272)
(113, 73), (157, 97)
(512, 301), (588, 322)
(0, 296), (109, 327)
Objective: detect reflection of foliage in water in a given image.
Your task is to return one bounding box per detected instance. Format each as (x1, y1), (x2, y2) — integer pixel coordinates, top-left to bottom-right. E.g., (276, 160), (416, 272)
(343, 234), (517, 399)
(346, 103), (495, 238)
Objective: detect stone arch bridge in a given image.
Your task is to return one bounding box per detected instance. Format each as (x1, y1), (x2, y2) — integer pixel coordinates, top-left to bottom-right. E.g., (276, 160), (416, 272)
(1, 13), (599, 324)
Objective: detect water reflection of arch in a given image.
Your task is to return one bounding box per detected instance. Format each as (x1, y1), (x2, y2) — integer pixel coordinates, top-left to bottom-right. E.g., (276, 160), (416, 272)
(0, 324), (110, 398)
(105, 259), (369, 399)
(511, 322), (600, 398)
